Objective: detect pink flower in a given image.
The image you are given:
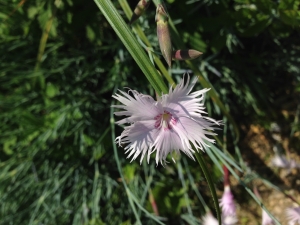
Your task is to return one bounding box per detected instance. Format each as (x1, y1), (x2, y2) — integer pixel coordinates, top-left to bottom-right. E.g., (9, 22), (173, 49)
(271, 154), (300, 170)
(202, 212), (218, 225)
(262, 209), (275, 225)
(220, 186), (236, 216)
(286, 207), (300, 225)
(112, 76), (220, 164)
(219, 186), (238, 225)
(202, 210), (238, 225)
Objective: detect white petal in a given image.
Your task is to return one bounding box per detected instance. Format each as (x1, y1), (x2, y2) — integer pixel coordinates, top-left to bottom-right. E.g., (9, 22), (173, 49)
(202, 213), (219, 225)
(151, 129), (185, 164)
(116, 120), (159, 163)
(286, 207), (300, 224)
(271, 155), (290, 168)
(173, 117), (216, 151)
(162, 75), (210, 118)
(223, 215), (238, 225)
(112, 90), (162, 123)
(113, 75), (221, 164)
(271, 155), (300, 170)
(262, 209), (275, 225)
(219, 186), (237, 217)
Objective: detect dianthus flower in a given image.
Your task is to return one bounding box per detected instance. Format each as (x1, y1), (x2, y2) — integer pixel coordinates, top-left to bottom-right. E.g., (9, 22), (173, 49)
(262, 209), (275, 225)
(202, 212), (219, 225)
(271, 154), (300, 171)
(112, 76), (220, 164)
(219, 186), (238, 225)
(286, 207), (300, 225)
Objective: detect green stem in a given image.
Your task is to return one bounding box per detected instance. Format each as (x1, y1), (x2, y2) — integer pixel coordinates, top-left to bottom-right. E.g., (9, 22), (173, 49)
(33, 7), (56, 89)
(118, 0), (175, 87)
(195, 152), (222, 225)
(152, 1), (239, 142)
(94, 0), (168, 94)
(110, 98), (142, 224)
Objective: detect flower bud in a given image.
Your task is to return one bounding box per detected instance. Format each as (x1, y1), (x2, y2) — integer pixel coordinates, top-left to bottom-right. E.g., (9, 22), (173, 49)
(172, 49), (203, 61)
(129, 0), (150, 24)
(156, 4), (172, 67)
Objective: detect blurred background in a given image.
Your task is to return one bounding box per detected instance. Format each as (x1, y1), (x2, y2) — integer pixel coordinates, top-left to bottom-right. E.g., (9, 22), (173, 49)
(0, 0), (300, 224)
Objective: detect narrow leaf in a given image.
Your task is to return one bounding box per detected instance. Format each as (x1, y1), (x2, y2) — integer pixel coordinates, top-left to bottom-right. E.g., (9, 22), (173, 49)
(94, 0), (168, 94)
(195, 152), (222, 225)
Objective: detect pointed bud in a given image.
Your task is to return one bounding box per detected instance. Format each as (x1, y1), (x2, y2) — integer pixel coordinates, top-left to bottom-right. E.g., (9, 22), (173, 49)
(129, 0), (150, 24)
(156, 4), (172, 67)
(172, 49), (203, 61)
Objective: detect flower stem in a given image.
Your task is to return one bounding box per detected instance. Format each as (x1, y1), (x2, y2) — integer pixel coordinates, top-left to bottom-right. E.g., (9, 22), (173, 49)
(118, 0), (175, 87)
(195, 152), (222, 225)
(94, 0), (168, 94)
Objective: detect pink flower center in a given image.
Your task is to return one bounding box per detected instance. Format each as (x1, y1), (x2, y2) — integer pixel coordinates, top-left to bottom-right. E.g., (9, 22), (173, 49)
(154, 110), (177, 130)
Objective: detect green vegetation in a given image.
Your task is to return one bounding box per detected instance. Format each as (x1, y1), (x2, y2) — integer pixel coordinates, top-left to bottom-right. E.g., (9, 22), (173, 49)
(0, 0), (299, 224)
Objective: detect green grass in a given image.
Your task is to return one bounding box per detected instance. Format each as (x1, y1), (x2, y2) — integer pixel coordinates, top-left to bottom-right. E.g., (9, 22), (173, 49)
(0, 0), (299, 224)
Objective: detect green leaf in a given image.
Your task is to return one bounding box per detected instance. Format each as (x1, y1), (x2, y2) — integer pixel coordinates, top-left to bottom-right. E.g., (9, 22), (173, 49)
(86, 25), (96, 42)
(152, 0), (240, 142)
(279, 0), (298, 10)
(279, 10), (300, 26)
(83, 134), (94, 146)
(93, 0), (168, 94)
(253, 0), (274, 14)
(242, 17), (272, 36)
(27, 7), (38, 19)
(187, 33), (207, 52)
(118, 0), (176, 88)
(38, 8), (51, 30)
(195, 152), (222, 225)
(46, 83), (58, 98)
(3, 136), (16, 155)
(123, 164), (136, 182)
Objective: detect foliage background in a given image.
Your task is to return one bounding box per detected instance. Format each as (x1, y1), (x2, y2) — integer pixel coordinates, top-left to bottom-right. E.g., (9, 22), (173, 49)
(0, 0), (299, 224)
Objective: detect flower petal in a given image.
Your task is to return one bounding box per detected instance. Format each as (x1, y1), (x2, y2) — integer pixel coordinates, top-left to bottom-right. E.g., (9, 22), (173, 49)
(286, 207), (300, 225)
(172, 117), (217, 151)
(202, 212), (218, 225)
(116, 120), (159, 163)
(112, 90), (162, 124)
(151, 129), (185, 164)
(113, 75), (221, 164)
(219, 186), (237, 217)
(262, 209), (275, 225)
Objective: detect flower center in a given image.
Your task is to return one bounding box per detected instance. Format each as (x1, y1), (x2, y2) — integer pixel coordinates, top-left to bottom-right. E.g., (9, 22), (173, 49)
(154, 110), (177, 130)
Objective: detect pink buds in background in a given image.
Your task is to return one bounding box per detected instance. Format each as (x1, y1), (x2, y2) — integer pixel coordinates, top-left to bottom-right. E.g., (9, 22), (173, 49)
(220, 166), (238, 225)
(129, 0), (151, 24)
(172, 49), (202, 61)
